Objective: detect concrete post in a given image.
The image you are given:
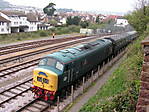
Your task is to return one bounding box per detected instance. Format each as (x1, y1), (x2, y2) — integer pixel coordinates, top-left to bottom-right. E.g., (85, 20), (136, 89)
(71, 85), (74, 102)
(57, 96), (60, 112)
(102, 62), (105, 73)
(91, 70), (94, 82)
(82, 77), (85, 93)
(98, 65), (100, 77)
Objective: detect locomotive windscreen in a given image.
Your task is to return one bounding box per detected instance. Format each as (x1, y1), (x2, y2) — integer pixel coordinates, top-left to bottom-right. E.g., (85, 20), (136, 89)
(39, 57), (64, 71)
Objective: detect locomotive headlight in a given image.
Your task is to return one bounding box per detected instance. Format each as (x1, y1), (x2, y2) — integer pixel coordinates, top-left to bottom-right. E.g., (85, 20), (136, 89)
(50, 85), (53, 88)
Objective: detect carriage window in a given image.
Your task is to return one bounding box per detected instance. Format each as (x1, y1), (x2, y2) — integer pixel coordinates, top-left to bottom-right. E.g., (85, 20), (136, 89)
(43, 78), (49, 84)
(37, 77), (42, 82)
(56, 61), (64, 71)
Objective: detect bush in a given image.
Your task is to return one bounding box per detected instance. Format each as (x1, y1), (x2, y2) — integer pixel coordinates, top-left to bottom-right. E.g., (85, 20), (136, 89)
(38, 31), (48, 37)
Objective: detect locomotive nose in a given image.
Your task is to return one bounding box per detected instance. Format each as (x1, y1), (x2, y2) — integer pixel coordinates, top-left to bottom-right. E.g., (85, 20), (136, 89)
(33, 68), (58, 92)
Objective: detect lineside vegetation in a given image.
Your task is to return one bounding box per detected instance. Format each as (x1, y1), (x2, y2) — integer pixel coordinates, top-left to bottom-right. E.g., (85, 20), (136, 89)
(80, 2), (149, 111)
(79, 29), (149, 112)
(0, 25), (80, 45)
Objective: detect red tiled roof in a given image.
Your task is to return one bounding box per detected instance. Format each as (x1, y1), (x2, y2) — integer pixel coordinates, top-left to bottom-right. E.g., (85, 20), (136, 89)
(107, 15), (121, 19)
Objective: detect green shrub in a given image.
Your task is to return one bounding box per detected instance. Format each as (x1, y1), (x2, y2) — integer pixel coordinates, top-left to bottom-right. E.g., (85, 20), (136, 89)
(38, 31), (48, 37)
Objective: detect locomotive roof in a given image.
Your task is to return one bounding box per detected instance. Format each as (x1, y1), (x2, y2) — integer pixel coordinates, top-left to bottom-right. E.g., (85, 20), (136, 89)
(45, 39), (112, 64)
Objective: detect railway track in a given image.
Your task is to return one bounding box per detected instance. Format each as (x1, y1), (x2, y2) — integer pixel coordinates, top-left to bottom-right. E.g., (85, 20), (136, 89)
(0, 59), (37, 79)
(16, 99), (50, 112)
(0, 48), (127, 112)
(0, 35), (98, 66)
(0, 79), (32, 107)
(0, 33), (112, 56)
(0, 75), (59, 112)
(0, 35), (106, 88)
(0, 35), (101, 72)
(0, 35), (87, 56)
(0, 75), (58, 112)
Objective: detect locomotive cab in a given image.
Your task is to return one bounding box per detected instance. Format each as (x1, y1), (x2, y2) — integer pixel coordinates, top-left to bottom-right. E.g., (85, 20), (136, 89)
(32, 57), (64, 100)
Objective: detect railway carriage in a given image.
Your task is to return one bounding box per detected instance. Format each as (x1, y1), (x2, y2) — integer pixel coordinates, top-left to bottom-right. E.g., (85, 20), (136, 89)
(32, 31), (138, 101)
(105, 32), (133, 54)
(127, 31), (138, 41)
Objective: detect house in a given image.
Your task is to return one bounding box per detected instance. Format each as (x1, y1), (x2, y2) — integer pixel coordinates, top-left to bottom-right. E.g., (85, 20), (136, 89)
(114, 17), (129, 27)
(103, 15), (121, 22)
(0, 10), (39, 34)
(98, 14), (106, 21)
(60, 17), (67, 24)
(0, 15), (11, 34)
(27, 13), (39, 32)
(0, 10), (29, 33)
(38, 23), (51, 30)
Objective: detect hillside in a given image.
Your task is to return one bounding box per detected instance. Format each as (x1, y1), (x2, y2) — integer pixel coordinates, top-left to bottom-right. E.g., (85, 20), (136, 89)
(0, 0), (12, 9)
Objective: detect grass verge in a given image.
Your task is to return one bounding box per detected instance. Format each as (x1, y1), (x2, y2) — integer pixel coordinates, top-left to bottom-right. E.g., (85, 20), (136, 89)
(79, 30), (149, 112)
(0, 25), (80, 45)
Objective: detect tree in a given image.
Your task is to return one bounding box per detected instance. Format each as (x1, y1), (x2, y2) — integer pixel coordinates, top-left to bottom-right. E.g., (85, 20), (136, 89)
(73, 16), (81, 25)
(80, 21), (89, 28)
(66, 16), (81, 25)
(125, 0), (149, 33)
(49, 19), (58, 26)
(95, 16), (100, 23)
(66, 16), (73, 25)
(43, 2), (56, 16)
(135, 0), (149, 15)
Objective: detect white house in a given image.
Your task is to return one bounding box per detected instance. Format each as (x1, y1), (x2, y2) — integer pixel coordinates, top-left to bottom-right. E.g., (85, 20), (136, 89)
(115, 18), (129, 27)
(80, 28), (94, 35)
(60, 18), (67, 24)
(0, 16), (11, 34)
(27, 13), (39, 32)
(0, 10), (39, 34)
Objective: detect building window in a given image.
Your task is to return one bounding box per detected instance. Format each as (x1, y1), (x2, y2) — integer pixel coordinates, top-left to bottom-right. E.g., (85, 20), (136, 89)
(20, 22), (22, 24)
(30, 27), (33, 30)
(0, 22), (4, 26)
(1, 28), (4, 32)
(14, 22), (18, 25)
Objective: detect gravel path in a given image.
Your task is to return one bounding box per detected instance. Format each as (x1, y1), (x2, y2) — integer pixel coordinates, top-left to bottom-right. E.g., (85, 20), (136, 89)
(68, 54), (126, 112)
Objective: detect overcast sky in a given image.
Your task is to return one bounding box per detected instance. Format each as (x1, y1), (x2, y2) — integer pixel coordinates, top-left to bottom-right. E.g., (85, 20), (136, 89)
(5, 0), (136, 13)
